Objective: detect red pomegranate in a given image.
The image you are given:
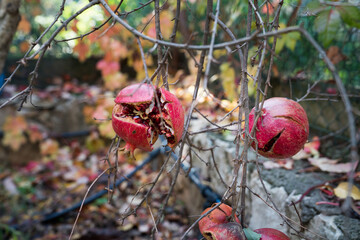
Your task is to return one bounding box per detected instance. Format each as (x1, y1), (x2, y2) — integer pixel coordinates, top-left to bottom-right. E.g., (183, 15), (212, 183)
(254, 228), (290, 240)
(204, 222), (245, 240)
(198, 203), (241, 237)
(249, 97), (309, 159)
(112, 83), (184, 155)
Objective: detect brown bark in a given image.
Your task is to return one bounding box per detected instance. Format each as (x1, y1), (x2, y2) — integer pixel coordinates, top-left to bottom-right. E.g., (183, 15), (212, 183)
(0, 0), (21, 72)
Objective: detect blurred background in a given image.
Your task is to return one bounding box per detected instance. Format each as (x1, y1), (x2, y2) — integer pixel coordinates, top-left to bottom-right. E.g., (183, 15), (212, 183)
(0, 0), (359, 239)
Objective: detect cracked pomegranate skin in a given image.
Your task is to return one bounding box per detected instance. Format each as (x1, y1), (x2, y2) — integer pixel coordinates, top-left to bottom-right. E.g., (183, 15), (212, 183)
(198, 203), (240, 237)
(112, 83), (184, 153)
(249, 97), (309, 159)
(254, 228), (290, 240)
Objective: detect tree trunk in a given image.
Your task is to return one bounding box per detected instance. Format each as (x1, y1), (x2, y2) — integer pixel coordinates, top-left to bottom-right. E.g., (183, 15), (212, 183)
(0, 0), (21, 72)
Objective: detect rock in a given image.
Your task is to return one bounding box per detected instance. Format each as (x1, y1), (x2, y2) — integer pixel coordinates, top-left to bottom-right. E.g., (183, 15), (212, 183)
(178, 129), (360, 239)
(306, 214), (343, 240)
(248, 170), (301, 235)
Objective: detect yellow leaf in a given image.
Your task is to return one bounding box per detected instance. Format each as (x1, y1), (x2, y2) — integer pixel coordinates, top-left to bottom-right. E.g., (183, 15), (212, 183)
(220, 63), (236, 101)
(269, 23), (300, 53)
(334, 182), (360, 200)
(40, 139), (59, 157)
(274, 36), (286, 54)
(98, 121), (115, 139)
(2, 132), (26, 151)
(103, 72), (127, 91)
(2, 115), (28, 151)
(284, 32), (301, 51)
(213, 49), (227, 59)
(247, 65), (257, 97)
(86, 132), (105, 153)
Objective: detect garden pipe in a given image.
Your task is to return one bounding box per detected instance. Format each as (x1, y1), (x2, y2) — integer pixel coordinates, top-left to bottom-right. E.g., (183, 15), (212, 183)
(41, 147), (162, 223)
(161, 135), (222, 206)
(11, 142), (220, 229)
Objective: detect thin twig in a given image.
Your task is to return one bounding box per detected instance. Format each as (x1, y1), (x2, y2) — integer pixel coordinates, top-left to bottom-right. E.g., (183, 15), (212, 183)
(298, 27), (359, 211)
(203, 0), (221, 90)
(69, 167), (111, 240)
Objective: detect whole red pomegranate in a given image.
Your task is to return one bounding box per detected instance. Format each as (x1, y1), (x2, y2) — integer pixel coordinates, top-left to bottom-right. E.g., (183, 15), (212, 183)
(204, 222), (245, 240)
(249, 97), (309, 159)
(254, 228), (290, 240)
(198, 203), (241, 237)
(112, 83), (184, 155)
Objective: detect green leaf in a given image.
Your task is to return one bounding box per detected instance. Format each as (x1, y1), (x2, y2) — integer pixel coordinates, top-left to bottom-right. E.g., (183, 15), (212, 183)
(314, 9), (341, 48)
(284, 32), (301, 51)
(244, 228), (262, 240)
(337, 6), (360, 28)
(305, 0), (325, 15)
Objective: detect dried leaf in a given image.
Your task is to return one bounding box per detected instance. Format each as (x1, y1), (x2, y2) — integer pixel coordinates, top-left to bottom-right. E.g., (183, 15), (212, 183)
(27, 124), (44, 143)
(326, 46), (346, 65)
(308, 157), (356, 173)
(40, 139), (59, 158)
(334, 182), (360, 200)
(2, 115), (28, 134)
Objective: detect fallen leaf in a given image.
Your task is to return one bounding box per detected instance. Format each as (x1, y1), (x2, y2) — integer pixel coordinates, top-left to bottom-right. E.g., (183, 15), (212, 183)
(308, 157), (356, 173)
(263, 159), (294, 170)
(98, 121), (115, 139)
(334, 182), (360, 200)
(3, 177), (19, 195)
(292, 149), (311, 160)
(40, 139), (59, 158)
(27, 124), (44, 143)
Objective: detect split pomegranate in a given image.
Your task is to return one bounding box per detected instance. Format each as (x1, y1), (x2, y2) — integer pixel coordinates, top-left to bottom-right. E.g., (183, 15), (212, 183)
(204, 222), (245, 240)
(249, 97), (309, 159)
(198, 203), (241, 237)
(254, 228), (290, 240)
(112, 83), (184, 155)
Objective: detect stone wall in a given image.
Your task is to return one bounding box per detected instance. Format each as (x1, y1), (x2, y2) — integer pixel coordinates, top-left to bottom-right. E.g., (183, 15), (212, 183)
(178, 117), (360, 240)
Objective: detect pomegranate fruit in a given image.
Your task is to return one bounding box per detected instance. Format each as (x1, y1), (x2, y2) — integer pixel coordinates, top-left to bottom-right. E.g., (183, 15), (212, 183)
(204, 222), (245, 240)
(198, 203), (240, 237)
(112, 83), (184, 155)
(249, 97), (309, 159)
(254, 228), (290, 240)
